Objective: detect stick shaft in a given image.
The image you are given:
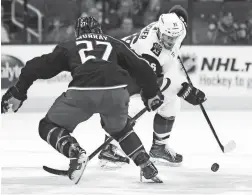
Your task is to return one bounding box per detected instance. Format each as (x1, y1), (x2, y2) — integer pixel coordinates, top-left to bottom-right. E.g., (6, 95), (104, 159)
(178, 57), (224, 152)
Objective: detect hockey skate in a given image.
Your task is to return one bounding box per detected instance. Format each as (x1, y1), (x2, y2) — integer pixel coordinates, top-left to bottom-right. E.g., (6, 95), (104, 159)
(140, 160), (163, 183)
(149, 143), (183, 166)
(68, 146), (89, 184)
(134, 152), (162, 183)
(98, 143), (130, 169)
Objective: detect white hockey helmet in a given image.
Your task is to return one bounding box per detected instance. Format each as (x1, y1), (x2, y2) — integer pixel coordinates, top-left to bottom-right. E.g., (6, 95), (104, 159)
(157, 13), (184, 49)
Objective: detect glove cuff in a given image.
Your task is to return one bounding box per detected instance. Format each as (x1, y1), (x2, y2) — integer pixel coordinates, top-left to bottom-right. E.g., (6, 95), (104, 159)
(177, 82), (191, 98)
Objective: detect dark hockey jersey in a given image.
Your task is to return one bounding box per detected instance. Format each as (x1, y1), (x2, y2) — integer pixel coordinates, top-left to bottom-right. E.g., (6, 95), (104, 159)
(15, 33), (159, 98)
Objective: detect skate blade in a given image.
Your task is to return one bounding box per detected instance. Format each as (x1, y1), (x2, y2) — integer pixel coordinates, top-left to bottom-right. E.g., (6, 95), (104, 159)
(99, 159), (126, 170)
(150, 157), (182, 167)
(74, 157), (89, 184)
(140, 171), (163, 183)
(151, 176), (163, 183)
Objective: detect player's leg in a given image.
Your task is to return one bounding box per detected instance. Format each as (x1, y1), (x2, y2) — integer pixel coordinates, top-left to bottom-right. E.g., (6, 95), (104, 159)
(98, 77), (141, 167)
(100, 88), (160, 181)
(150, 97), (183, 165)
(150, 75), (184, 166)
(38, 90), (94, 183)
(99, 120), (130, 168)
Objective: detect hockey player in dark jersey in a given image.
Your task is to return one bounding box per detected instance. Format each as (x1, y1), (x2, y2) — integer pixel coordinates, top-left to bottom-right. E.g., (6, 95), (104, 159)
(1, 16), (164, 184)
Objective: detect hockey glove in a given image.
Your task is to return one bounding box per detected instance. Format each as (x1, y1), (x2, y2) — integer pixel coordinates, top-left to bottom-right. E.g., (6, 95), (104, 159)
(177, 82), (206, 105)
(141, 90), (164, 111)
(1, 86), (27, 113)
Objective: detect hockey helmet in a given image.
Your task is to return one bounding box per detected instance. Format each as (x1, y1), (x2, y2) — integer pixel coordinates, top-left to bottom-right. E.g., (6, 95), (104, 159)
(169, 5), (188, 28)
(75, 16), (102, 37)
(157, 13), (184, 49)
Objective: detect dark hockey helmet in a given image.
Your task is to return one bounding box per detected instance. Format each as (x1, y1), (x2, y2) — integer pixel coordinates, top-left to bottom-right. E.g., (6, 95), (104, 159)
(169, 5), (188, 28)
(75, 16), (102, 37)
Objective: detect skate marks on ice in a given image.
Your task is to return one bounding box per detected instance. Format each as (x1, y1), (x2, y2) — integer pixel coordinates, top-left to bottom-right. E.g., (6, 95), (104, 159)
(2, 166), (252, 195)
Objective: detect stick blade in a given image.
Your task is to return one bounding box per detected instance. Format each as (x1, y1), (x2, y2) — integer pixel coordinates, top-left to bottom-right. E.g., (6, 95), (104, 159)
(224, 140), (236, 153)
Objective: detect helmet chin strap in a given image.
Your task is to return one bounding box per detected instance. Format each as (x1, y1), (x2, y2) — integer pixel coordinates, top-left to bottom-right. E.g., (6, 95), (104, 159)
(156, 30), (161, 41)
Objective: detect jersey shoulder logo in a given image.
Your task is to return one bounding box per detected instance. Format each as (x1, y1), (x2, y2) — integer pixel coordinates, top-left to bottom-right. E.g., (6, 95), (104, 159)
(151, 42), (162, 57)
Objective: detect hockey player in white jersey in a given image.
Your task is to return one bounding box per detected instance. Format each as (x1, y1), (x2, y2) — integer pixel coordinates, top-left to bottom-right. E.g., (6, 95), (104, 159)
(98, 5), (206, 167)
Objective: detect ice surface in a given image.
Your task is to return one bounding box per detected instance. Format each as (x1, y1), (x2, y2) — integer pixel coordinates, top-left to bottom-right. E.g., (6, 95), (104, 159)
(1, 110), (252, 195)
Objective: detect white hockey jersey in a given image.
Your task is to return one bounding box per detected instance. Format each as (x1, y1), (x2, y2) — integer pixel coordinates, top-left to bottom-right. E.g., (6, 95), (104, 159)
(122, 21), (186, 78)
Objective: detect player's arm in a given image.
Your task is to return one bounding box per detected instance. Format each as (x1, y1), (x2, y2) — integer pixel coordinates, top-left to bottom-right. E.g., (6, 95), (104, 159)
(1, 45), (70, 113)
(114, 38), (163, 111)
(141, 54), (163, 78)
(15, 45), (70, 93)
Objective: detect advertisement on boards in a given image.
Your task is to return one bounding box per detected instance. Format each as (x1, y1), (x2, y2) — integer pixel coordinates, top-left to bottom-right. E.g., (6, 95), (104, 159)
(1, 54), (25, 89)
(180, 46), (252, 97)
(1, 45), (72, 97)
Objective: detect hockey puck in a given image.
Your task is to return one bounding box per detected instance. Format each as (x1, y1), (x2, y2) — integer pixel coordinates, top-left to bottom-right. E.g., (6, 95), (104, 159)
(211, 163), (219, 172)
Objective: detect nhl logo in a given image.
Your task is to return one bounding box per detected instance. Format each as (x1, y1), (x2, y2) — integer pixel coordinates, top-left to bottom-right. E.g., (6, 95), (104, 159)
(151, 42), (162, 56)
(180, 53), (197, 74)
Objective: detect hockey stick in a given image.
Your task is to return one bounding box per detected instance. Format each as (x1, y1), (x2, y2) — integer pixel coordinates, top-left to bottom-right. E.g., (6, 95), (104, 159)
(178, 56), (236, 153)
(43, 107), (148, 176)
